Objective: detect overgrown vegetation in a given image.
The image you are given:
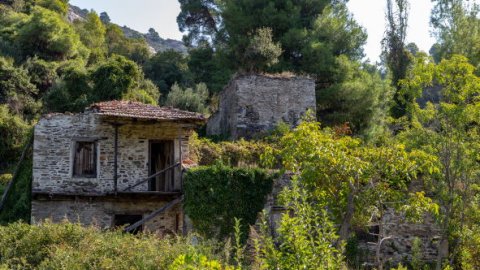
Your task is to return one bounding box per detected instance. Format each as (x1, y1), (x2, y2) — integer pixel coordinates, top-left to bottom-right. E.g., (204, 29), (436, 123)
(0, 221), (231, 269)
(2, 0), (480, 268)
(183, 163), (274, 241)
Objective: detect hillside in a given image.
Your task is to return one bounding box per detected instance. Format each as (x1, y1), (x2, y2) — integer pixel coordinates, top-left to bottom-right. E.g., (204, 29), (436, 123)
(67, 4), (187, 54)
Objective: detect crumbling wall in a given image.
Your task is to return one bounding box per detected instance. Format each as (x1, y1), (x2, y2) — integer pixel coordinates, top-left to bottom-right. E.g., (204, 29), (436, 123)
(262, 174), (442, 267)
(207, 74), (316, 139)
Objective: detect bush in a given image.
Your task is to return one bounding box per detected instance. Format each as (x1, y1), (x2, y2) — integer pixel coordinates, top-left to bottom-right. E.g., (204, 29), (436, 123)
(183, 163), (274, 241)
(0, 221), (229, 269)
(188, 133), (272, 168)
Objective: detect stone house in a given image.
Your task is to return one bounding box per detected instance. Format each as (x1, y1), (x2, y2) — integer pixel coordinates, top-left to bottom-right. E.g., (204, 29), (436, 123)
(32, 101), (205, 234)
(207, 74), (316, 139)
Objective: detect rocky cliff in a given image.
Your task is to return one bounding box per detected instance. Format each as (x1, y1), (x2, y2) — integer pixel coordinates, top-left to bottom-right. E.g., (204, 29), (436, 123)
(67, 5), (187, 54)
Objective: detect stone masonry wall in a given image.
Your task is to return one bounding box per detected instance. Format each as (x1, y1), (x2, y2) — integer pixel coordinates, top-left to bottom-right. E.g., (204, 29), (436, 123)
(33, 113), (193, 194)
(32, 197), (183, 234)
(207, 74), (316, 139)
(262, 174), (441, 267)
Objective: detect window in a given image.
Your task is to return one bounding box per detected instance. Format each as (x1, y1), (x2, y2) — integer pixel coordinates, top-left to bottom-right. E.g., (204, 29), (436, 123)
(73, 141), (97, 177)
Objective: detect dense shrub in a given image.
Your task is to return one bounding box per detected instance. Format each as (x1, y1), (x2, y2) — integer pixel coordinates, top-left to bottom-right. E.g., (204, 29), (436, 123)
(0, 222), (230, 270)
(188, 133), (272, 168)
(183, 163), (274, 241)
(0, 138), (32, 224)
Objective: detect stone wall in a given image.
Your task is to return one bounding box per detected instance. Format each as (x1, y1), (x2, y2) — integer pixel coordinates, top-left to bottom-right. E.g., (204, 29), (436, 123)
(31, 195), (183, 234)
(33, 112), (194, 194)
(207, 74), (316, 139)
(262, 174), (442, 268)
(32, 112), (196, 233)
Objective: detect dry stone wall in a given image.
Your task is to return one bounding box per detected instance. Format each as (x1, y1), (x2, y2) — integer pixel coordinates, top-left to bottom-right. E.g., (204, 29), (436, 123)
(207, 74), (316, 139)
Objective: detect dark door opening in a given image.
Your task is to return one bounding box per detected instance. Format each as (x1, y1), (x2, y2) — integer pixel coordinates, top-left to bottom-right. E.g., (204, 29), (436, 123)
(114, 214), (143, 234)
(149, 140), (175, 191)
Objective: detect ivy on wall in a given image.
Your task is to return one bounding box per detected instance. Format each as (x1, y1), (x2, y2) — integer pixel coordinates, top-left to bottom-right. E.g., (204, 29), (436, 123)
(183, 163), (275, 241)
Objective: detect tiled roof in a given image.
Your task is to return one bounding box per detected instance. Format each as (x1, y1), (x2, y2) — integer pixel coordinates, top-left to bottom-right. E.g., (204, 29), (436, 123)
(88, 100), (206, 122)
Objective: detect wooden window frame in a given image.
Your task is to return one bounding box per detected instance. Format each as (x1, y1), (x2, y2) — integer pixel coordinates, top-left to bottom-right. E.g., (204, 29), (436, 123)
(72, 141), (97, 178)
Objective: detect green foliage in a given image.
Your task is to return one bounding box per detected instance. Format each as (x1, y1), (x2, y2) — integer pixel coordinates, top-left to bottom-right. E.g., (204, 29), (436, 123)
(23, 56), (58, 94)
(74, 11), (107, 64)
(383, 0), (414, 118)
(187, 43), (233, 94)
(0, 221), (229, 269)
(264, 117), (438, 248)
(252, 179), (345, 269)
(144, 50), (191, 98)
(430, 1), (480, 67)
(105, 24), (151, 64)
(0, 105), (30, 164)
(183, 163), (274, 241)
(17, 7), (87, 61)
(0, 136), (32, 224)
(35, 0), (68, 15)
(398, 54), (480, 268)
(242, 27), (282, 72)
(188, 133), (272, 168)
(165, 83), (209, 113)
(90, 55), (142, 101)
(317, 56), (392, 136)
(44, 60), (91, 112)
(0, 56), (40, 119)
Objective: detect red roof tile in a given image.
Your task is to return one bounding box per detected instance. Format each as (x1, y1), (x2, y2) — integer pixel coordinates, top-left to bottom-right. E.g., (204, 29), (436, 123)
(88, 100), (206, 122)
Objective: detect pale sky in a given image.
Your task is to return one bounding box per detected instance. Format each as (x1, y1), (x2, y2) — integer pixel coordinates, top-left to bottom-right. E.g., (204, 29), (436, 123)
(69, 0), (437, 62)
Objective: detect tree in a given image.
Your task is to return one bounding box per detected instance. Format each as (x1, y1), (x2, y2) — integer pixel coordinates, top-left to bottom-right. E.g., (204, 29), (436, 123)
(241, 27), (282, 72)
(398, 54), (480, 269)
(90, 55), (142, 101)
(383, 0), (412, 118)
(16, 6), (88, 61)
(252, 179), (346, 269)
(0, 56), (40, 119)
(0, 105), (29, 165)
(35, 0), (68, 15)
(430, 0), (480, 68)
(264, 117), (437, 255)
(187, 43), (233, 94)
(105, 24), (151, 64)
(44, 60), (92, 113)
(23, 56), (58, 95)
(178, 0), (373, 134)
(144, 50), (191, 98)
(316, 56), (392, 137)
(99, 11), (110, 24)
(74, 11), (107, 64)
(165, 83), (209, 113)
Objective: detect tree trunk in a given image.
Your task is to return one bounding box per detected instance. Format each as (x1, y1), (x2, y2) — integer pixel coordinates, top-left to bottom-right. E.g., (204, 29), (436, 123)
(337, 190), (355, 246)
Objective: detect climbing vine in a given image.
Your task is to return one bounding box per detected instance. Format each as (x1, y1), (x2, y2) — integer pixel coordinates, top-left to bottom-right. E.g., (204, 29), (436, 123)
(183, 163), (275, 241)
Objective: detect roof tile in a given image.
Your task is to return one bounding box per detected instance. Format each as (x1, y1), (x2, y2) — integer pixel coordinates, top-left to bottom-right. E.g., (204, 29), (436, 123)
(88, 100), (206, 122)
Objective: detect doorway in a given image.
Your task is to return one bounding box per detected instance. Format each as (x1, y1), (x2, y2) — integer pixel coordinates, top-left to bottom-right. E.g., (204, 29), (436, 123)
(149, 140), (175, 191)
(113, 214), (143, 234)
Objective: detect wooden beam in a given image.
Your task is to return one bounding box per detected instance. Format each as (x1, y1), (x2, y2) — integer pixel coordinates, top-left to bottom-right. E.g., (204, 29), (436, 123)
(123, 195), (183, 233)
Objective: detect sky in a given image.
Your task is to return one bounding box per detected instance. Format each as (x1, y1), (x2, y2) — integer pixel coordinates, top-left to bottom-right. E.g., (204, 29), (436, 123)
(69, 0), (437, 62)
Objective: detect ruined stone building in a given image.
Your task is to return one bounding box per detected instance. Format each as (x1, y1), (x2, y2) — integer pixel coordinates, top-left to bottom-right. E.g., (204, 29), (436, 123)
(207, 74), (316, 139)
(32, 101), (205, 234)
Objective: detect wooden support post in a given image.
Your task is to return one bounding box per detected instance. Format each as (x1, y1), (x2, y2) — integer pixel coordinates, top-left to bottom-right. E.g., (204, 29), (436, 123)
(113, 124), (119, 194)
